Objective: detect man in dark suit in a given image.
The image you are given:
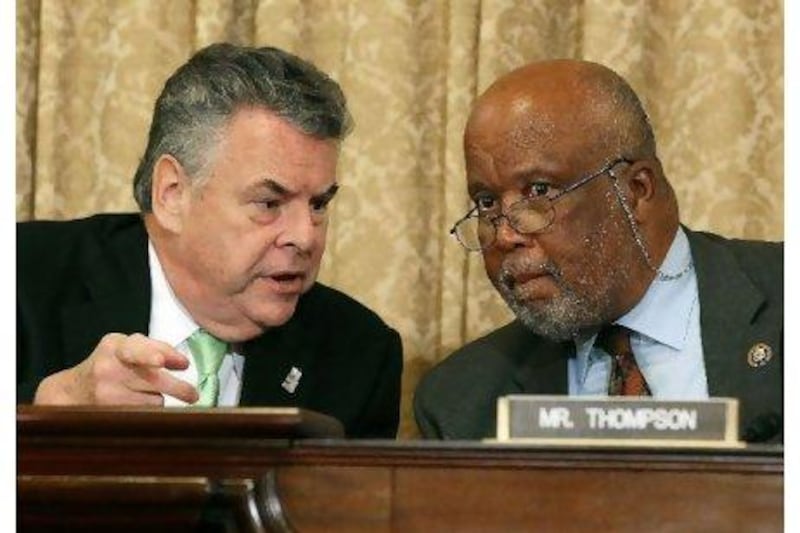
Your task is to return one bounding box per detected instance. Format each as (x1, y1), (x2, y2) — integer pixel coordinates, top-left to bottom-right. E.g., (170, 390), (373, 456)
(18, 43), (402, 438)
(414, 59), (782, 443)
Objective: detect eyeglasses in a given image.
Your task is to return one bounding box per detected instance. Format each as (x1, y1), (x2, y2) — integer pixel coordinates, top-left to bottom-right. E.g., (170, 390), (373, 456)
(450, 157), (632, 251)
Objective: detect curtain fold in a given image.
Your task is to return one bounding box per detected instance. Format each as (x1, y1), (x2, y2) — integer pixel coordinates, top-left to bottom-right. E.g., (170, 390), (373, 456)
(16, 0), (783, 438)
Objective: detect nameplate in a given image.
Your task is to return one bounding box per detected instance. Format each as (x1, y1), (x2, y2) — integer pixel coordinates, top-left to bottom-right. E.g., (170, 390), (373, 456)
(495, 395), (742, 448)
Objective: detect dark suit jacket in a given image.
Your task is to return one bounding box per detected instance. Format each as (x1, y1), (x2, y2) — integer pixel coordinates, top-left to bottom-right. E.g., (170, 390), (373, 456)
(17, 213), (403, 438)
(414, 228), (783, 443)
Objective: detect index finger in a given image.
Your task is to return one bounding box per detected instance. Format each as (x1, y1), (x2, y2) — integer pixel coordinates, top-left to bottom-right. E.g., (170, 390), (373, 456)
(115, 334), (190, 370)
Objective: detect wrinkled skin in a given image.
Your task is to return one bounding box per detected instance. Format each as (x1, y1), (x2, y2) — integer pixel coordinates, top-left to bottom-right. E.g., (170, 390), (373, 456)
(464, 60), (673, 340)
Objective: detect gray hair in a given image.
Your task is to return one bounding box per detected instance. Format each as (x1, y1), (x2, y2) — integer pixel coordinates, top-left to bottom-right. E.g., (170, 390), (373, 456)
(132, 42), (353, 211)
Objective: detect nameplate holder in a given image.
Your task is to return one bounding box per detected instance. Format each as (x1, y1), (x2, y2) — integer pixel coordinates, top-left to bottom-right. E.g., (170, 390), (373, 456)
(494, 395), (743, 448)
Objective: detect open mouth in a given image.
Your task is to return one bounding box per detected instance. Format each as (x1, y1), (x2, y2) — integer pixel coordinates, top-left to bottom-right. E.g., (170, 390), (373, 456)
(272, 272), (303, 282)
(264, 271), (306, 293)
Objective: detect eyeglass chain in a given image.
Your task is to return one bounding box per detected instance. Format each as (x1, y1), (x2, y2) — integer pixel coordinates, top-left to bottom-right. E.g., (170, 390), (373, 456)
(609, 176), (693, 282)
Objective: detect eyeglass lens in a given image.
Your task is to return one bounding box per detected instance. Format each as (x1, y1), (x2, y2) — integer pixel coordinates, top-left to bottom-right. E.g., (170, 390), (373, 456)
(455, 197), (554, 250)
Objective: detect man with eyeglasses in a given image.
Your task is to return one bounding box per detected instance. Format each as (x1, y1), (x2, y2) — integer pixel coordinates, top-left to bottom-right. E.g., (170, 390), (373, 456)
(414, 59), (782, 443)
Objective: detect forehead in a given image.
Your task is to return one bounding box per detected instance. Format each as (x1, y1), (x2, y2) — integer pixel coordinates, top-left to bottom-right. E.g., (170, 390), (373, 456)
(463, 61), (623, 184)
(210, 106), (339, 191)
(464, 100), (595, 188)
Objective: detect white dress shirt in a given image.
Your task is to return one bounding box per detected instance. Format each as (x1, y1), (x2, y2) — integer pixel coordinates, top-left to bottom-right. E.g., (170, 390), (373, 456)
(568, 227), (710, 399)
(147, 242), (245, 406)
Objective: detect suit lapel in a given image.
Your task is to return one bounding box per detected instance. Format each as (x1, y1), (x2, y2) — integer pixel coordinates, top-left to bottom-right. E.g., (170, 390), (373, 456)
(688, 230), (765, 397)
(60, 217), (151, 367)
(239, 298), (318, 407)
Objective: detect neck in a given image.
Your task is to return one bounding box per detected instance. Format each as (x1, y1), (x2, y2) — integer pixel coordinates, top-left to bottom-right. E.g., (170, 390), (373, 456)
(144, 216), (264, 342)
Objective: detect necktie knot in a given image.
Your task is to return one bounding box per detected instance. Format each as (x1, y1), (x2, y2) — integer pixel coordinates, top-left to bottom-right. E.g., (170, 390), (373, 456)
(187, 329), (228, 406)
(595, 325), (632, 357)
(594, 325), (651, 396)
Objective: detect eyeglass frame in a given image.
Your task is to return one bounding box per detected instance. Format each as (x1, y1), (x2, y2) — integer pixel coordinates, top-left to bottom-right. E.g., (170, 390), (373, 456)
(450, 157), (633, 251)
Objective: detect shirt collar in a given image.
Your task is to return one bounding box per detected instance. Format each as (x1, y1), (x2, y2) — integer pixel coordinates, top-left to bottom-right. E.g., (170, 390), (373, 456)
(572, 333), (597, 386)
(572, 227), (696, 381)
(147, 241), (199, 347)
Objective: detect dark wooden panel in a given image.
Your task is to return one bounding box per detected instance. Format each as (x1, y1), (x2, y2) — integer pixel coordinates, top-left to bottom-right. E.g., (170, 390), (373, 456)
(17, 475), (279, 532)
(391, 467), (782, 532)
(277, 466), (392, 533)
(17, 407), (783, 532)
(18, 475), (214, 532)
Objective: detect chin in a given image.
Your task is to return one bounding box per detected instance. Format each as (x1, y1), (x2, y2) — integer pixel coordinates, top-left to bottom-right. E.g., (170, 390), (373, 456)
(253, 299), (300, 328)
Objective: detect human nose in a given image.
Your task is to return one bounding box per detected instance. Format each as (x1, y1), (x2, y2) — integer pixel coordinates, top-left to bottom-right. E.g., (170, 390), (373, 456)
(276, 203), (316, 252)
(492, 214), (528, 250)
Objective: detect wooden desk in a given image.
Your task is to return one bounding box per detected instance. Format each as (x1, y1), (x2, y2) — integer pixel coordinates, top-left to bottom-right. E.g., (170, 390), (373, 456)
(18, 407), (783, 532)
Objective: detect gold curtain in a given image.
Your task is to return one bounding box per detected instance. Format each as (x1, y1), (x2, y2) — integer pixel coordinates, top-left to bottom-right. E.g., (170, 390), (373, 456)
(17, 0), (784, 438)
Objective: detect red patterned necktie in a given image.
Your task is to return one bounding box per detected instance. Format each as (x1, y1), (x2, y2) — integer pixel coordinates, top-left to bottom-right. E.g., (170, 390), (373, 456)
(595, 325), (651, 396)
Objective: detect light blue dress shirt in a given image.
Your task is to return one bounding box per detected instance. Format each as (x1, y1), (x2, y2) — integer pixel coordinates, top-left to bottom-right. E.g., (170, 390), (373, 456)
(567, 228), (710, 399)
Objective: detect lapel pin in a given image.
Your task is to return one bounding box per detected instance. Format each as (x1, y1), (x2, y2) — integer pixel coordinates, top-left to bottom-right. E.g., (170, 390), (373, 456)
(747, 343), (773, 368)
(281, 366), (303, 394)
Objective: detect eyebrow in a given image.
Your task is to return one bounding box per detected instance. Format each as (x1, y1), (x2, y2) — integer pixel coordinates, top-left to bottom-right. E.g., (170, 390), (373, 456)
(468, 163), (568, 196)
(262, 178), (291, 196)
(315, 183), (340, 203)
(509, 164), (559, 183)
(249, 178), (339, 200)
(466, 181), (490, 198)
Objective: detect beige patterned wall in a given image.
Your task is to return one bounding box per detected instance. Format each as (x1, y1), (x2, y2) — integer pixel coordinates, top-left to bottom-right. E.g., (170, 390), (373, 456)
(17, 0), (783, 438)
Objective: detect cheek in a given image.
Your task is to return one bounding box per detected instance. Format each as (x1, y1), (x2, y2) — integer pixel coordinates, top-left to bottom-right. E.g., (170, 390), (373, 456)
(212, 229), (278, 281)
(552, 195), (613, 253)
(198, 240), (249, 283)
(481, 250), (504, 281)
(308, 224), (328, 258)
(560, 218), (627, 288)
(315, 226), (328, 252)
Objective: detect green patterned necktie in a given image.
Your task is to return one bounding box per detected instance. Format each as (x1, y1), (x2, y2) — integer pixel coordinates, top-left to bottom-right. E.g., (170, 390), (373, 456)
(186, 329), (228, 407)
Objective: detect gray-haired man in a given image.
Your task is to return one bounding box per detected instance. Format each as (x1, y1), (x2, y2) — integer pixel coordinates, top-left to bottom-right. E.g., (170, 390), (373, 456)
(18, 43), (402, 438)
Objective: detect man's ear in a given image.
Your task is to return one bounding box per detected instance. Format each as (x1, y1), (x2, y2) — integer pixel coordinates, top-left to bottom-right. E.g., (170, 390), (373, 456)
(151, 154), (190, 233)
(621, 159), (660, 224)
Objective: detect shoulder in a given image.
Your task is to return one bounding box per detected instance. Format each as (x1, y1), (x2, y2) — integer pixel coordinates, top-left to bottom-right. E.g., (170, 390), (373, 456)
(686, 228), (782, 295)
(18, 213), (143, 254)
(418, 321), (531, 395)
(414, 321), (538, 439)
(290, 282), (402, 362)
(436, 321), (534, 373)
(296, 282), (396, 332)
(687, 228), (782, 262)
(17, 213), (148, 313)
(18, 212), (143, 234)
(17, 213), (144, 271)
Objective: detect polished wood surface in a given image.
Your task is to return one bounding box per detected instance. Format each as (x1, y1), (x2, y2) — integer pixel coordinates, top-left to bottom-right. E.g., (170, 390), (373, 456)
(18, 407), (782, 532)
(18, 404), (345, 439)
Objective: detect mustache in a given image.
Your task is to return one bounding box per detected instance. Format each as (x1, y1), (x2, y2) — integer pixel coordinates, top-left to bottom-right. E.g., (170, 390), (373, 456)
(497, 256), (562, 289)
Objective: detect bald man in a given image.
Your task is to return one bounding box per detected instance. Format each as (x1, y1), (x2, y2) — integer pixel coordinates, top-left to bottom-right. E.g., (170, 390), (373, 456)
(414, 60), (782, 443)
